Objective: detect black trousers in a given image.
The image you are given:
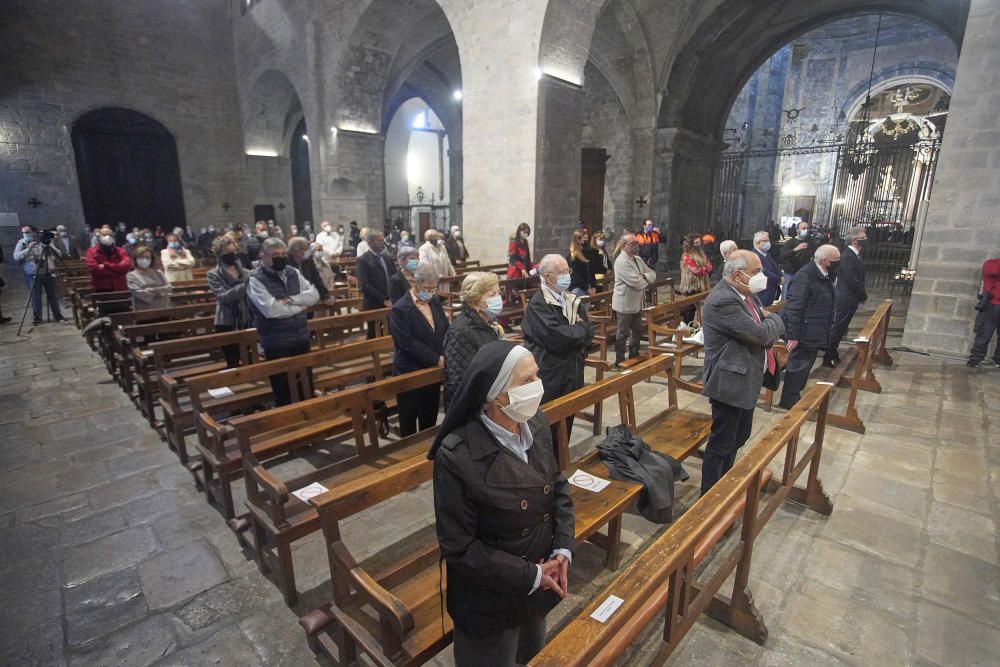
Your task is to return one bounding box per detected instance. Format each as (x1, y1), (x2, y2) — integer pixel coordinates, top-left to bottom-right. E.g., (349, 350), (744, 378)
(969, 303), (1000, 365)
(397, 383), (440, 436)
(30, 273), (63, 321)
(263, 339), (311, 406)
(826, 300), (859, 361)
(780, 346), (820, 407)
(701, 398), (755, 495)
(214, 324), (240, 369)
(452, 615), (546, 667)
(614, 310), (642, 364)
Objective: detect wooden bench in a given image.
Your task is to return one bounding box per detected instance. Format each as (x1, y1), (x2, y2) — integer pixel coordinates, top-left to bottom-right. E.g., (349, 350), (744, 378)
(528, 382), (835, 666)
(183, 336), (396, 514)
(230, 367), (445, 605)
(295, 356), (708, 665)
(544, 354), (712, 570)
(641, 291), (709, 390)
(808, 299), (894, 433)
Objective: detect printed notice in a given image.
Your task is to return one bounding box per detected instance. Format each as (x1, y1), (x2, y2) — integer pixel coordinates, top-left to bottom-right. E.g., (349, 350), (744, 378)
(853, 336), (869, 343)
(292, 482), (329, 503)
(568, 469), (611, 493)
(207, 386), (234, 399)
(590, 595), (625, 623)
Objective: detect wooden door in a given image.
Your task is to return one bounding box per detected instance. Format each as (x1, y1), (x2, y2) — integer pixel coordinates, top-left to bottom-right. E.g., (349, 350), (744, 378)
(418, 212), (431, 238)
(580, 148), (609, 231)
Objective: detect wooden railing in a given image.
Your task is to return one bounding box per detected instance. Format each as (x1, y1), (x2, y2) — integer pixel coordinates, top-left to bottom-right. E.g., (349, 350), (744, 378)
(529, 382), (834, 667)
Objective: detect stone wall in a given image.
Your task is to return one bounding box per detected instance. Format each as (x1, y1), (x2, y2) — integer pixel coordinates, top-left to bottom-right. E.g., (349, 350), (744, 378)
(902, 0), (1000, 357)
(0, 0), (256, 239)
(582, 63), (635, 235)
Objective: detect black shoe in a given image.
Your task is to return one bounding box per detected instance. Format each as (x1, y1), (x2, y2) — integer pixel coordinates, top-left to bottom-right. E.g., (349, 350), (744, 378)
(966, 360), (979, 368)
(0, 316), (11, 325)
(821, 357), (838, 368)
(32, 319), (42, 326)
(777, 400), (796, 410)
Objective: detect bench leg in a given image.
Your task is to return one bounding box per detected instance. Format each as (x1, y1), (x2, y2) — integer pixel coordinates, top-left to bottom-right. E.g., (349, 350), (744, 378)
(825, 409), (865, 434)
(276, 539), (298, 606)
(605, 515), (623, 570)
(704, 587), (768, 646)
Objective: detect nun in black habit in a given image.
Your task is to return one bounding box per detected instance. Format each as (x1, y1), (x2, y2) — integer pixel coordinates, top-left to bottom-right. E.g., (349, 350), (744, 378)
(429, 341), (575, 667)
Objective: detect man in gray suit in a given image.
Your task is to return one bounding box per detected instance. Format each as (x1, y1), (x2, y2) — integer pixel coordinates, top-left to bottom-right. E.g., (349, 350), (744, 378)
(700, 250), (785, 495)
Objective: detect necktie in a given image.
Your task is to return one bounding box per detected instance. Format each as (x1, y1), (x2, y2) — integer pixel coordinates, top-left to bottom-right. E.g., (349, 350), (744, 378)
(377, 254), (389, 281)
(744, 295), (776, 374)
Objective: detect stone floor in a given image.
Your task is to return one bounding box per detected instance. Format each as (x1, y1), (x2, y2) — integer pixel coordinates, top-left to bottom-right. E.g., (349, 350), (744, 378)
(1, 275), (998, 666)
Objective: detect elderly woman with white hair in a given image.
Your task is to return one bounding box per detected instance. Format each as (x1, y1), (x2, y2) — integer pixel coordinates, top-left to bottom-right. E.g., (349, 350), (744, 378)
(442, 271), (505, 409)
(389, 262), (450, 435)
(419, 228), (456, 278)
(430, 341), (574, 666)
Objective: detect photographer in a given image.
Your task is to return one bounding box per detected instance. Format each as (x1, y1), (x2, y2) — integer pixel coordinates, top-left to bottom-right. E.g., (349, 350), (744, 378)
(780, 221), (820, 293)
(13, 225), (68, 325)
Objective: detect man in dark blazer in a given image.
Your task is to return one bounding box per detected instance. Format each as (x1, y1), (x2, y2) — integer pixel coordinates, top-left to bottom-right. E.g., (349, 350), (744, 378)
(825, 227), (868, 367)
(779, 244), (840, 409)
(356, 230), (396, 337)
(751, 230), (782, 307)
(700, 250), (785, 494)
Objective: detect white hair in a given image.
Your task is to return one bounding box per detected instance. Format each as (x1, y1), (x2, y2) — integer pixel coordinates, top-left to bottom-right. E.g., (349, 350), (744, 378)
(720, 240), (738, 257)
(814, 244), (839, 262)
(412, 262), (439, 285)
(722, 252), (750, 278)
(753, 230), (769, 243)
(538, 253), (566, 277)
(287, 236), (309, 253)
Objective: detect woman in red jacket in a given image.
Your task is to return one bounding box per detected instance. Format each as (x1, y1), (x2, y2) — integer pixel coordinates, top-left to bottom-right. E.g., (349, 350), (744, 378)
(86, 226), (132, 292)
(507, 223), (533, 280)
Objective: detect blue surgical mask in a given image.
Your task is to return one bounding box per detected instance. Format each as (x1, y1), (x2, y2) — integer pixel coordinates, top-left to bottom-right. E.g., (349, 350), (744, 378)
(405, 259), (419, 272)
(169, 242), (181, 250)
(760, 242), (771, 252)
(485, 294), (503, 318)
(417, 290), (435, 302)
(555, 273), (572, 290)
(22, 233), (32, 242)
(127, 236), (137, 245)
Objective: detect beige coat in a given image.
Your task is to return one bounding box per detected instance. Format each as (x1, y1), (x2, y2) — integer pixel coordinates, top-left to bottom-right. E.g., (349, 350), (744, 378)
(160, 248), (196, 283)
(612, 252), (657, 314)
(418, 241), (456, 278)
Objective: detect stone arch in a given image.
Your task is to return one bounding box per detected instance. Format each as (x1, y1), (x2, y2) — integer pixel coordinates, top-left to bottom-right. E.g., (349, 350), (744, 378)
(657, 1), (969, 140)
(840, 71), (955, 122)
(537, 0), (608, 85)
(242, 69), (304, 156)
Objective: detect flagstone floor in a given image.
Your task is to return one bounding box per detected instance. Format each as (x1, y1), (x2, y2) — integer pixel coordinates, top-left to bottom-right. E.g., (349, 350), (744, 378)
(0, 274), (997, 666)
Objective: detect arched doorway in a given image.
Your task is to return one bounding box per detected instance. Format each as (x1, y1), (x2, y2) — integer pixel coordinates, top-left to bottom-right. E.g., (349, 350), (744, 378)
(384, 98), (451, 238)
(71, 108), (185, 231)
(290, 118), (313, 227)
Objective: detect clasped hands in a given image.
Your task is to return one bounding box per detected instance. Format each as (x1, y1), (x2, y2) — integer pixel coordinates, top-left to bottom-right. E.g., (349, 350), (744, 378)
(538, 554), (569, 598)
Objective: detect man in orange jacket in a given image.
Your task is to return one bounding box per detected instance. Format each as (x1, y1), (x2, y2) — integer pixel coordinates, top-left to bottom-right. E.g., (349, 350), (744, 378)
(635, 219), (662, 269)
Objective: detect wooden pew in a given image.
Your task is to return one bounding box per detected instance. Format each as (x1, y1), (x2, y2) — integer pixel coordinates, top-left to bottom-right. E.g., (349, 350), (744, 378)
(186, 337), (397, 528)
(645, 276), (674, 306)
(528, 382), (835, 667)
(642, 291), (710, 390)
(544, 354), (711, 569)
(808, 299), (893, 433)
(294, 357), (708, 665)
(229, 367), (445, 604)
(122, 316), (221, 424)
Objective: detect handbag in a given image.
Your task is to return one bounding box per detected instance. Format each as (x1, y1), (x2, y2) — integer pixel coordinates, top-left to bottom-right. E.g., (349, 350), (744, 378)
(761, 344), (786, 391)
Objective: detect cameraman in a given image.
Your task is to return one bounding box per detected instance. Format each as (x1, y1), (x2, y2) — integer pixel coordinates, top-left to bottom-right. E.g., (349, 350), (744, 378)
(13, 225), (68, 325)
(780, 221), (819, 294)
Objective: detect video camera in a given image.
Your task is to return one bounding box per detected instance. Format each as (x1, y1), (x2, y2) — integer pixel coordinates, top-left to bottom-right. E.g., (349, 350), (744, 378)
(39, 229), (56, 246)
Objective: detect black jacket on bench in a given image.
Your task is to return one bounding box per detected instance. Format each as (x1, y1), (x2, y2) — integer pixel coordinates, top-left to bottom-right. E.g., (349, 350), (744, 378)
(432, 412), (574, 637)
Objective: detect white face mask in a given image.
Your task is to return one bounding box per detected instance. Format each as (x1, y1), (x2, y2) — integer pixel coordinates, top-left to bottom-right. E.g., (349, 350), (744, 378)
(99, 235), (114, 246)
(745, 271), (768, 294)
(500, 378), (544, 423)
(758, 242), (771, 253)
(137, 257), (152, 269)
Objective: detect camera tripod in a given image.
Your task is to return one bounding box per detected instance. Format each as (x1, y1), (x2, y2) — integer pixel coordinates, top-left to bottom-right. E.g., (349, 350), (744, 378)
(15, 242), (67, 337)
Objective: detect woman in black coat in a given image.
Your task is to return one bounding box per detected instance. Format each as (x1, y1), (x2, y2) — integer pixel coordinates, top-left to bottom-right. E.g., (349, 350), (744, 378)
(442, 271), (504, 409)
(430, 341), (574, 666)
(389, 246), (419, 303)
(389, 262), (450, 435)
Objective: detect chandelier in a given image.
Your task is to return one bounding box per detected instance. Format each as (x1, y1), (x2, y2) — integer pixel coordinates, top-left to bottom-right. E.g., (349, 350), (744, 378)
(842, 15), (882, 180)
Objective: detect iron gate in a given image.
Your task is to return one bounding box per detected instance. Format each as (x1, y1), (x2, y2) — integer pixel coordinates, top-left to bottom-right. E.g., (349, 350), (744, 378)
(686, 138), (940, 289)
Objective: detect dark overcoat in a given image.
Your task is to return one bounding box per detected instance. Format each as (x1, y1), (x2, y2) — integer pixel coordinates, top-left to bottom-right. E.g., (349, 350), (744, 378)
(521, 290), (594, 403)
(783, 261), (836, 349)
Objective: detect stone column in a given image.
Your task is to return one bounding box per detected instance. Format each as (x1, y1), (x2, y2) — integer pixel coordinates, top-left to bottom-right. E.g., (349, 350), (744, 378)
(901, 0), (1000, 356)
(449, 147), (463, 230)
(319, 129), (385, 229)
(534, 74), (585, 258)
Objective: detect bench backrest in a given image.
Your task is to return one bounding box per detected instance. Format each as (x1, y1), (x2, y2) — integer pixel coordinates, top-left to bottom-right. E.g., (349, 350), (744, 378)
(150, 328), (261, 374)
(542, 354), (676, 469)
(643, 290), (707, 327)
(123, 316), (218, 348)
(529, 382), (834, 667)
(309, 308), (389, 347)
(186, 336), (395, 413)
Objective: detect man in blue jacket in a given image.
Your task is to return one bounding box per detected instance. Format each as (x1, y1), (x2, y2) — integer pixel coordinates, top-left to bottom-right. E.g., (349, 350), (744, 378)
(751, 230), (783, 307)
